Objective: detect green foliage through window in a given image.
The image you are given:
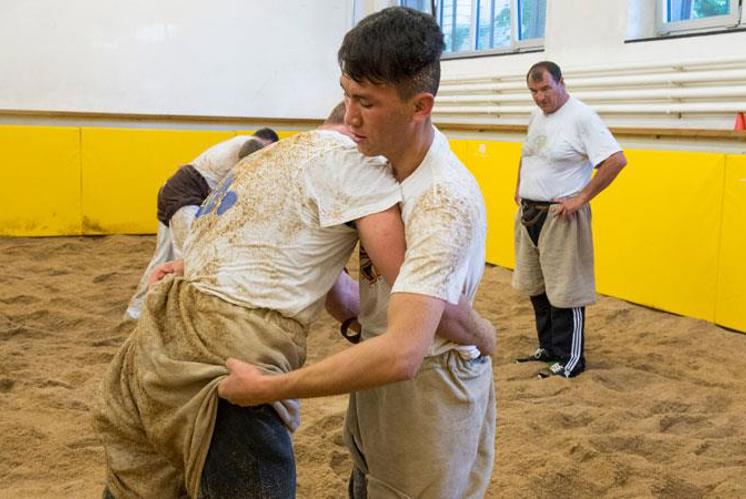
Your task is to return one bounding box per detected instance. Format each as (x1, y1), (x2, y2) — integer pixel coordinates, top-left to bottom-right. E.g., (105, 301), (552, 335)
(667, 0), (730, 22)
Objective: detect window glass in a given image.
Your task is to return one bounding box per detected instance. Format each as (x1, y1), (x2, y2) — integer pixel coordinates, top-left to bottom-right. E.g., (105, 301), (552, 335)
(519, 0), (547, 40)
(401, 0), (432, 13)
(476, 0), (511, 50)
(441, 0), (473, 52)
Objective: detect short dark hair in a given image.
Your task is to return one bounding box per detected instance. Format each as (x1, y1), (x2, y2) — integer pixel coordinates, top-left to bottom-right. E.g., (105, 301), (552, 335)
(238, 138), (265, 159)
(527, 61), (563, 84)
(253, 127), (279, 143)
(324, 101), (346, 125)
(338, 7), (444, 99)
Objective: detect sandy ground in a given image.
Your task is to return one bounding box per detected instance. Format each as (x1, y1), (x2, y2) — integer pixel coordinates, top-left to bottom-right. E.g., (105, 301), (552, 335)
(1, 235), (745, 498)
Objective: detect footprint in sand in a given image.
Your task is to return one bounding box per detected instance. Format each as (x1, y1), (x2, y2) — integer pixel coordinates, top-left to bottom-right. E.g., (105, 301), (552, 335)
(31, 378), (74, 389)
(0, 377), (16, 392)
(66, 437), (101, 450)
(651, 476), (704, 498)
(91, 335), (125, 347)
(328, 449), (351, 478)
(659, 414), (709, 434)
(0, 295), (41, 306)
(92, 272), (118, 284)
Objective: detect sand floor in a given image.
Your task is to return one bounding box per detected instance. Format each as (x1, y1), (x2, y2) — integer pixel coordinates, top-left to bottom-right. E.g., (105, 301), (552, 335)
(1, 235), (744, 498)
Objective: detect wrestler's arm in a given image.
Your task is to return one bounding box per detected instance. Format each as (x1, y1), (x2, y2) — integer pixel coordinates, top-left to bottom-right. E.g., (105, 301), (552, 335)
(219, 291), (445, 405)
(554, 151), (627, 217)
(325, 208), (495, 354)
(325, 271), (361, 334)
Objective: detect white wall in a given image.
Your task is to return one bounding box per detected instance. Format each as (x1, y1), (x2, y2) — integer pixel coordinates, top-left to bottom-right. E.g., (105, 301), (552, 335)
(0, 0), (353, 120)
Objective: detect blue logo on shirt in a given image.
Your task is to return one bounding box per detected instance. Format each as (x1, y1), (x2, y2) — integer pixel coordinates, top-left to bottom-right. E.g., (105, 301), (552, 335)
(197, 172), (237, 218)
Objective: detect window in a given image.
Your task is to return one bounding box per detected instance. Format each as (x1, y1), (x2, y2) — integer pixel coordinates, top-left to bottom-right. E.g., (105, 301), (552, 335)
(401, 0), (434, 12)
(402, 0), (546, 56)
(657, 0), (742, 34)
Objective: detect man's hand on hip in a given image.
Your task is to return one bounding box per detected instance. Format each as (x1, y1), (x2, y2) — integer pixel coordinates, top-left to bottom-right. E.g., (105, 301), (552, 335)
(552, 195), (586, 218)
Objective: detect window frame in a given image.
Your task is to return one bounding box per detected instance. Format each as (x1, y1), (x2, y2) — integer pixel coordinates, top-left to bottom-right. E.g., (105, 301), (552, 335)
(656, 0), (742, 35)
(402, 0), (545, 58)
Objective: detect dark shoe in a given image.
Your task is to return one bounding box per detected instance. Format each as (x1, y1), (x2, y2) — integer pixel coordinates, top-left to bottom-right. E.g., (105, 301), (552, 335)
(537, 362), (583, 379)
(515, 347), (554, 363)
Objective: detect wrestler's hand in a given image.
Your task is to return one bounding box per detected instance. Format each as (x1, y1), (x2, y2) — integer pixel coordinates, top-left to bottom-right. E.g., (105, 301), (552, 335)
(552, 195), (586, 218)
(147, 259), (185, 287)
(218, 358), (273, 407)
(471, 311), (497, 357)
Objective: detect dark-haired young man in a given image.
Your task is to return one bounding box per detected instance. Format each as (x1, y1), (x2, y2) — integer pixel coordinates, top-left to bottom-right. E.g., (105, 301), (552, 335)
(124, 129), (277, 320)
(513, 61), (626, 378)
(220, 7), (495, 498)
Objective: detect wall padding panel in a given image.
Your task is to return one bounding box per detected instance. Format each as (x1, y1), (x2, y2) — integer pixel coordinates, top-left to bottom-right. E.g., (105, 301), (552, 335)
(453, 139), (522, 268)
(715, 155), (746, 332)
(80, 128), (234, 234)
(592, 149), (725, 323)
(1, 125), (82, 236)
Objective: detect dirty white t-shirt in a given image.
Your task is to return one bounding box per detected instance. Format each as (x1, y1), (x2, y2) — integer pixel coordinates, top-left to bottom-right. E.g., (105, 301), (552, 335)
(192, 135), (256, 189)
(358, 128), (487, 359)
(183, 130), (401, 327)
(519, 96), (622, 202)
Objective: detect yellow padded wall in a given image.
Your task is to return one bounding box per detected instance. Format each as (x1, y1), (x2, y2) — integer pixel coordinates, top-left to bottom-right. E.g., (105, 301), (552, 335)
(715, 154), (746, 332)
(592, 149), (725, 322)
(0, 125), (81, 236)
(81, 128), (234, 234)
(451, 139), (522, 267)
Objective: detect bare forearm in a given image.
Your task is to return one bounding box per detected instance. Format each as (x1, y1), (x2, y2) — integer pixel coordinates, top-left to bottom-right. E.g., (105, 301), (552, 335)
(579, 152), (626, 203)
(266, 332), (418, 400)
(436, 295), (496, 355)
(284, 293), (442, 397)
(219, 293), (444, 405)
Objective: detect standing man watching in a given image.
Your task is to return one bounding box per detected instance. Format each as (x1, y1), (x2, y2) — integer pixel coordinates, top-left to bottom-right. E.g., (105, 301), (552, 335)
(220, 7), (495, 498)
(513, 61), (627, 378)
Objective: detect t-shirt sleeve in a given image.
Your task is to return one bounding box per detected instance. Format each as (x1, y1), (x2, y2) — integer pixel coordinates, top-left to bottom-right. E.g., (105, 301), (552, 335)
(305, 141), (402, 227)
(391, 184), (476, 304)
(577, 110), (622, 167)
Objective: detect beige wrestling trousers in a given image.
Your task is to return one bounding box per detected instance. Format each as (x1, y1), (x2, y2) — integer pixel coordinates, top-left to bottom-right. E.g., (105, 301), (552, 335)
(344, 351), (496, 498)
(95, 276), (305, 498)
(512, 203), (596, 308)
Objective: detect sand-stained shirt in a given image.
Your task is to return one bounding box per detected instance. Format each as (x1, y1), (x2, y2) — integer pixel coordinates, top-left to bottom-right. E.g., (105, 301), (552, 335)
(519, 96), (622, 202)
(183, 130), (401, 327)
(191, 135), (255, 189)
(358, 128), (487, 358)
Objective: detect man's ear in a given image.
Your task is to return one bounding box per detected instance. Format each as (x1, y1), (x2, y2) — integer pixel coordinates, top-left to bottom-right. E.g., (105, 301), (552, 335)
(411, 92), (435, 122)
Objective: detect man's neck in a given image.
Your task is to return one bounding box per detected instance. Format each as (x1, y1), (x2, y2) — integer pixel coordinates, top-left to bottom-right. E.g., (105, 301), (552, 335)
(389, 121), (434, 182)
(547, 93), (571, 115)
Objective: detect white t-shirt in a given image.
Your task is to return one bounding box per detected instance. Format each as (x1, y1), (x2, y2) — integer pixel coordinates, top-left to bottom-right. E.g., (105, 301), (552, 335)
(192, 135), (255, 189)
(519, 96), (622, 202)
(183, 130), (401, 327)
(358, 128), (487, 359)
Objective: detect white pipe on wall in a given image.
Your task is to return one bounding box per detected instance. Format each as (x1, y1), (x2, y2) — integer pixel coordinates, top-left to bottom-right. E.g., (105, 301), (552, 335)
(441, 56), (746, 83)
(434, 102), (746, 115)
(440, 68), (746, 93)
(436, 86), (746, 104)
